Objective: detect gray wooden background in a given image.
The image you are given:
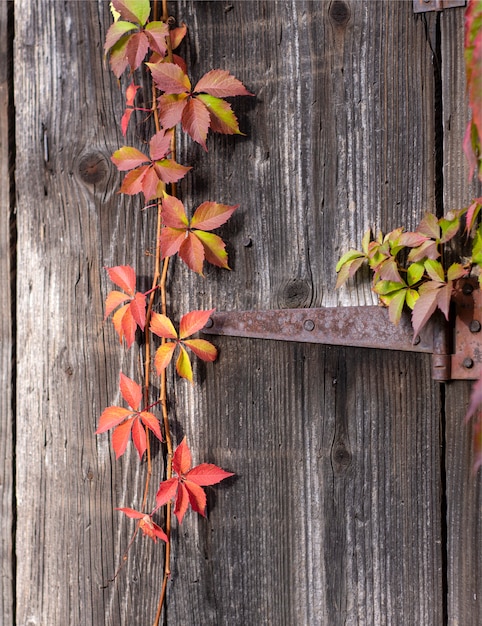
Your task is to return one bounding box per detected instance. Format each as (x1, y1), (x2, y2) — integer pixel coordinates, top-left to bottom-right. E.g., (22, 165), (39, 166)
(1, 0), (481, 624)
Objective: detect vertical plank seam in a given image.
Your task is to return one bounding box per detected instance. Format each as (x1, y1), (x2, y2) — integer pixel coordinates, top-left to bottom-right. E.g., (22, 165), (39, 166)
(7, 1), (17, 623)
(430, 12), (449, 625)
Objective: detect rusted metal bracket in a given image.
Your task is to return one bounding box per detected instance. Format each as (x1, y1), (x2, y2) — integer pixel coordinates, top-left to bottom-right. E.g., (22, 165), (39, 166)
(413, 0), (466, 13)
(202, 278), (482, 382)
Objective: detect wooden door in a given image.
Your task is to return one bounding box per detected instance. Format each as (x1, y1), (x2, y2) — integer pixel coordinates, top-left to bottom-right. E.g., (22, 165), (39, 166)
(3, 1), (480, 624)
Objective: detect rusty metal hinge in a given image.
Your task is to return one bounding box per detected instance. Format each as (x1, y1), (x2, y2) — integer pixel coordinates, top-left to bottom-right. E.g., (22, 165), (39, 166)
(202, 278), (482, 382)
(413, 0), (466, 13)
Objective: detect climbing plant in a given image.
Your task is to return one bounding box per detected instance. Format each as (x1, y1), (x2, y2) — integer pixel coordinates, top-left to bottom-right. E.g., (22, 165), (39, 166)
(98, 0), (253, 622)
(337, 0), (482, 472)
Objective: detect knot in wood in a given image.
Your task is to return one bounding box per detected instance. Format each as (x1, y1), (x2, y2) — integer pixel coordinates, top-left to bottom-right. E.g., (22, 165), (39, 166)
(276, 278), (312, 309)
(332, 442), (352, 473)
(78, 152), (108, 185)
(329, 0), (351, 27)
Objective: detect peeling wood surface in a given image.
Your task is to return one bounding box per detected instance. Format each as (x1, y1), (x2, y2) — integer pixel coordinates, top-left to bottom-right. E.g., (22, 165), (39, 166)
(6, 1), (479, 624)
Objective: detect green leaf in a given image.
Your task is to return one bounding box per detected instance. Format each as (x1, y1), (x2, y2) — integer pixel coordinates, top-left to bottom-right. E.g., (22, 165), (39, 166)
(335, 249), (364, 272)
(439, 214), (460, 243)
(447, 263), (468, 281)
(373, 280), (405, 296)
(424, 259), (445, 282)
(387, 289), (407, 326)
(112, 0), (150, 26)
(407, 261), (425, 286)
(361, 229), (371, 254)
(196, 94), (243, 135)
(405, 288), (419, 310)
(472, 223), (482, 265)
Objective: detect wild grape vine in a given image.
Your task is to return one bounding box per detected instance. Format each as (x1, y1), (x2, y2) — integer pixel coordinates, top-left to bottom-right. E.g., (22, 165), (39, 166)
(99, 1), (253, 621)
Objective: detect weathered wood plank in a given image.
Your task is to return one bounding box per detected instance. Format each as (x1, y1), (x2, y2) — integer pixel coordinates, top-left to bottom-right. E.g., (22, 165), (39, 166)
(441, 8), (482, 625)
(0, 1), (13, 624)
(14, 2), (165, 623)
(167, 2), (444, 623)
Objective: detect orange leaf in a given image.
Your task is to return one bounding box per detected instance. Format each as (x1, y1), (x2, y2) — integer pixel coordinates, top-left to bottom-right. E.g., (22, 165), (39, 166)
(150, 312), (178, 339)
(193, 230), (230, 269)
(173, 439), (192, 475)
(186, 463), (234, 486)
(182, 339), (217, 362)
(154, 342), (177, 375)
(161, 194), (189, 228)
(155, 477), (179, 509)
(174, 483), (190, 524)
(119, 372), (142, 410)
(154, 159), (191, 184)
(105, 290), (131, 319)
(184, 480), (207, 516)
(106, 265), (136, 296)
(179, 232), (205, 274)
(158, 93), (188, 129)
(149, 129), (173, 161)
(96, 406), (133, 434)
(140, 411), (163, 441)
(112, 303), (130, 343)
(111, 146), (148, 171)
(181, 97), (210, 150)
(120, 165), (149, 195)
(131, 416), (147, 459)
(176, 345), (193, 381)
(179, 309), (215, 339)
(129, 292), (146, 330)
(120, 304), (137, 348)
(190, 202), (238, 231)
(147, 61), (191, 94)
(194, 69), (253, 97)
(160, 227), (186, 259)
(112, 417), (136, 458)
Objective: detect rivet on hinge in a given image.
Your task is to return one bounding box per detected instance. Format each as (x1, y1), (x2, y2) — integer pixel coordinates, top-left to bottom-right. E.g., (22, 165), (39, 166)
(413, 0), (466, 13)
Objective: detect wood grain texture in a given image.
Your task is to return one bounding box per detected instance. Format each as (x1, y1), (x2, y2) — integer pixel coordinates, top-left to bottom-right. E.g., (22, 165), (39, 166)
(166, 2), (443, 624)
(441, 9), (482, 625)
(14, 2), (164, 624)
(0, 1), (13, 623)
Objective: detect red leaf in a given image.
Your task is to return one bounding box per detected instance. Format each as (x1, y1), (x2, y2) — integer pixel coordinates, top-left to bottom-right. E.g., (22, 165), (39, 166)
(182, 97), (210, 150)
(139, 165), (161, 200)
(121, 108), (135, 136)
(182, 339), (217, 362)
(120, 304), (137, 348)
(155, 477), (179, 508)
(411, 282), (442, 338)
(161, 194), (189, 228)
(154, 159), (191, 184)
(131, 416), (147, 459)
(184, 480), (207, 517)
(105, 290), (131, 319)
(174, 483), (190, 524)
(144, 21), (169, 56)
(150, 129), (173, 161)
(96, 406), (133, 434)
(179, 309), (216, 339)
(106, 265), (136, 296)
(186, 463), (234, 486)
(160, 227), (186, 259)
(158, 93), (188, 129)
(190, 202), (238, 231)
(417, 213), (440, 239)
(129, 292), (146, 330)
(139, 411), (163, 441)
(104, 21), (137, 52)
(112, 417), (136, 459)
(109, 36), (130, 78)
(116, 507), (145, 520)
(466, 197), (482, 232)
(147, 61), (191, 94)
(398, 231), (429, 247)
(150, 312), (178, 339)
(436, 281), (453, 320)
(170, 23), (187, 50)
(179, 232), (205, 274)
(194, 69), (253, 97)
(126, 31), (149, 71)
(119, 165), (149, 195)
(119, 372), (142, 410)
(173, 437), (192, 475)
(112, 146), (148, 171)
